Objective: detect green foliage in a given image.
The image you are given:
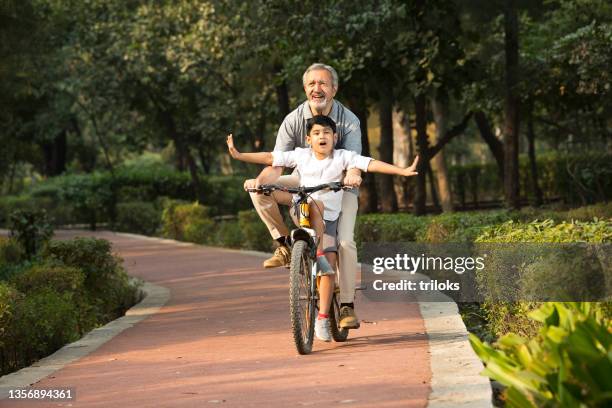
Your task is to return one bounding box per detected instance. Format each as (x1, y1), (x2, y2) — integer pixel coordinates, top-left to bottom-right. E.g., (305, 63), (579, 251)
(476, 219), (612, 243)
(355, 213), (430, 253)
(13, 288), (80, 358)
(564, 202), (612, 222)
(42, 237), (137, 321)
(161, 201), (214, 244)
(238, 210), (273, 252)
(8, 209), (54, 258)
(469, 302), (612, 407)
(0, 237), (24, 266)
(475, 218), (611, 338)
(11, 264), (85, 296)
(116, 201), (160, 236)
(424, 210), (516, 243)
(448, 153), (612, 206)
(213, 221), (243, 249)
(0, 282), (21, 349)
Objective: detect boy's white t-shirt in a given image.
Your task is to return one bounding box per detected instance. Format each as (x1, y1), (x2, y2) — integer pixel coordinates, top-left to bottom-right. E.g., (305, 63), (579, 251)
(271, 148), (372, 221)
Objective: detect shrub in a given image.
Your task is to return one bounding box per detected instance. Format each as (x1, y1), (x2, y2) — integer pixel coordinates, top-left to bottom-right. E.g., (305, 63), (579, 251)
(0, 195), (35, 227)
(11, 264), (85, 296)
(214, 220), (243, 248)
(13, 288), (80, 358)
(469, 302), (612, 407)
(475, 219), (612, 338)
(8, 209), (54, 258)
(161, 201), (214, 244)
(238, 210), (273, 252)
(564, 202), (612, 221)
(355, 213), (430, 254)
(116, 201), (161, 235)
(0, 282), (21, 348)
(56, 172), (114, 228)
(0, 237), (24, 265)
(423, 210), (515, 243)
(42, 238), (137, 321)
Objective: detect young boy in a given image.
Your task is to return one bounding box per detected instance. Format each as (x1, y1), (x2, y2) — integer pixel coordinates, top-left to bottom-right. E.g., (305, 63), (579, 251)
(226, 115), (418, 342)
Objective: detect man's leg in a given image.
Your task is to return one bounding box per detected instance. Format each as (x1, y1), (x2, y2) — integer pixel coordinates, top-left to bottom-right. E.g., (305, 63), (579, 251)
(337, 192), (359, 328)
(249, 175), (299, 267)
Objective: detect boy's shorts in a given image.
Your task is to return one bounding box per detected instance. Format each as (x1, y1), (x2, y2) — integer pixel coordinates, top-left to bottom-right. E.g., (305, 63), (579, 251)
(322, 218), (338, 254)
(289, 206), (338, 254)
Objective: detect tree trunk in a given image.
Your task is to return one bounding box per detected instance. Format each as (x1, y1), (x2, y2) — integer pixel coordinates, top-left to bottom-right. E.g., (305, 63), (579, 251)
(413, 93), (429, 215)
(392, 109), (411, 208)
(474, 111), (504, 180)
(431, 90), (454, 212)
(427, 161), (440, 211)
(526, 100), (543, 206)
(378, 78), (398, 212)
(503, 0), (521, 209)
(161, 111), (202, 200)
(41, 131), (67, 177)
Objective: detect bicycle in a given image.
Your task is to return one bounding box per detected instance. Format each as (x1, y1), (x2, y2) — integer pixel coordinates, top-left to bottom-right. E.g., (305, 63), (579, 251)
(247, 181), (351, 354)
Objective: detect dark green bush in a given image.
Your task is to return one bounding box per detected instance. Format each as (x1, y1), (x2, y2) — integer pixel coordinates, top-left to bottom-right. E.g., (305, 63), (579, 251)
(238, 210), (273, 252)
(8, 209), (54, 258)
(116, 201), (161, 235)
(0, 195), (35, 226)
(356, 213), (430, 251)
(214, 220), (243, 248)
(0, 282), (21, 349)
(161, 200), (214, 244)
(423, 210), (516, 243)
(11, 264), (85, 296)
(563, 201), (612, 221)
(14, 288), (80, 358)
(42, 238), (137, 321)
(0, 237), (24, 265)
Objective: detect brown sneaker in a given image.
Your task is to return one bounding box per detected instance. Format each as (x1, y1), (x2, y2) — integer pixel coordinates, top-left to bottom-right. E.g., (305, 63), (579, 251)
(339, 306), (360, 329)
(263, 245), (291, 268)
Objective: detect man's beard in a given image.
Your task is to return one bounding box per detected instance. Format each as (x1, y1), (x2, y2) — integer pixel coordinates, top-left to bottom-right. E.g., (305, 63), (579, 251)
(309, 97), (329, 115)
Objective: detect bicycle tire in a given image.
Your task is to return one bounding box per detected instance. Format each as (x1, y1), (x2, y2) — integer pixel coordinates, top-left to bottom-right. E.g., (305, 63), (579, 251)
(289, 240), (315, 354)
(329, 291), (349, 342)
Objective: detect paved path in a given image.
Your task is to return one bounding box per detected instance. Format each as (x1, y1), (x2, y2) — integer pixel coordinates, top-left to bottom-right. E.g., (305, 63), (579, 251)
(2, 231), (431, 407)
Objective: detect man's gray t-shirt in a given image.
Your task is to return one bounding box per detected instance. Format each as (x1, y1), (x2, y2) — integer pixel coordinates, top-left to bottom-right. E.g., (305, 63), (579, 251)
(274, 100), (362, 196)
(274, 100), (362, 154)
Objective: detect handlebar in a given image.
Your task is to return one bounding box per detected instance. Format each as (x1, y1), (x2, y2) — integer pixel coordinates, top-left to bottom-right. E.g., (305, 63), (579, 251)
(246, 181), (351, 195)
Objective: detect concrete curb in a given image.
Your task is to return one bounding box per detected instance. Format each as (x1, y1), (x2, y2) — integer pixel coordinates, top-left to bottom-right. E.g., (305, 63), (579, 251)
(420, 300), (492, 408)
(0, 281), (170, 398)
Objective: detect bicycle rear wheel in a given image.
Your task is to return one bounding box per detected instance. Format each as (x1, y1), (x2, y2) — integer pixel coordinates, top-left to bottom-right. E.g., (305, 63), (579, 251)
(329, 290), (349, 342)
(289, 240), (316, 354)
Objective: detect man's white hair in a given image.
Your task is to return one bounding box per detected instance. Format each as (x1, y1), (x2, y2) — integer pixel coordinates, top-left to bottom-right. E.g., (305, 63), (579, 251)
(302, 63), (339, 89)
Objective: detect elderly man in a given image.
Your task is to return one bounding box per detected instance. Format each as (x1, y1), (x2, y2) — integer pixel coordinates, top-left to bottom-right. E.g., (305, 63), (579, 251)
(245, 63), (362, 329)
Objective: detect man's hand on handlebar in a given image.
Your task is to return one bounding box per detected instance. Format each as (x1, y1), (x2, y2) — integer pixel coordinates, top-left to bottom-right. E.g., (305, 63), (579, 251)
(244, 178), (259, 191)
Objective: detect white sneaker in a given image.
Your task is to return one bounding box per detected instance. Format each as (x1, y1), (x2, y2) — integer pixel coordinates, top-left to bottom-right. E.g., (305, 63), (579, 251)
(315, 318), (332, 342)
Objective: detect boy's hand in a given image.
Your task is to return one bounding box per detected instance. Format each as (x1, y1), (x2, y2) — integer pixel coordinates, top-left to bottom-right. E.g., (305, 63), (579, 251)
(227, 134), (240, 159)
(343, 173), (362, 187)
(402, 155), (419, 177)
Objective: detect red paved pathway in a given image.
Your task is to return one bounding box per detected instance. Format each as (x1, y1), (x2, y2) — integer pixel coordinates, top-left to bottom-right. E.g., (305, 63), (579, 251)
(3, 230), (430, 407)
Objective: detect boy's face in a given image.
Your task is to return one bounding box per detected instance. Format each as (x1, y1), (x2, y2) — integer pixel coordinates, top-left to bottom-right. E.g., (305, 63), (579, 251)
(307, 124), (337, 156)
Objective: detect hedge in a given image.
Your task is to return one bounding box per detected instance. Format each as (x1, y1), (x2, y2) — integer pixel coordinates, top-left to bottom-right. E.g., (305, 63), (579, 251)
(0, 237), (140, 375)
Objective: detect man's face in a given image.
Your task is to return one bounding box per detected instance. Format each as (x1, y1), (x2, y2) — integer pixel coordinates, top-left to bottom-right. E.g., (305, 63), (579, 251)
(306, 124), (337, 156)
(304, 69), (337, 114)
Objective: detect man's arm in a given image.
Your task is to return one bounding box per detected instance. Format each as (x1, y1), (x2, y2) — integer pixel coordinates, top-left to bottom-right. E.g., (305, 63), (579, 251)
(367, 156), (419, 177)
(227, 134), (273, 165)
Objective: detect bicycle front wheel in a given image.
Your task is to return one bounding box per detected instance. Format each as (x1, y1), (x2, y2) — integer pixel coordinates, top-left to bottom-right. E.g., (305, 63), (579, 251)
(289, 240), (316, 355)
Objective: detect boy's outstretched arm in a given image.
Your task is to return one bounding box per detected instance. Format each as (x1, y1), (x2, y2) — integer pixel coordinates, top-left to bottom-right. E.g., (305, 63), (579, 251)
(227, 134), (273, 165)
(367, 155), (419, 177)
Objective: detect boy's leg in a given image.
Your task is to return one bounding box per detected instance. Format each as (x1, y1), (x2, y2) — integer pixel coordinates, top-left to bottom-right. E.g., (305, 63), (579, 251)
(250, 175), (299, 267)
(337, 192), (360, 328)
(311, 206), (337, 342)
